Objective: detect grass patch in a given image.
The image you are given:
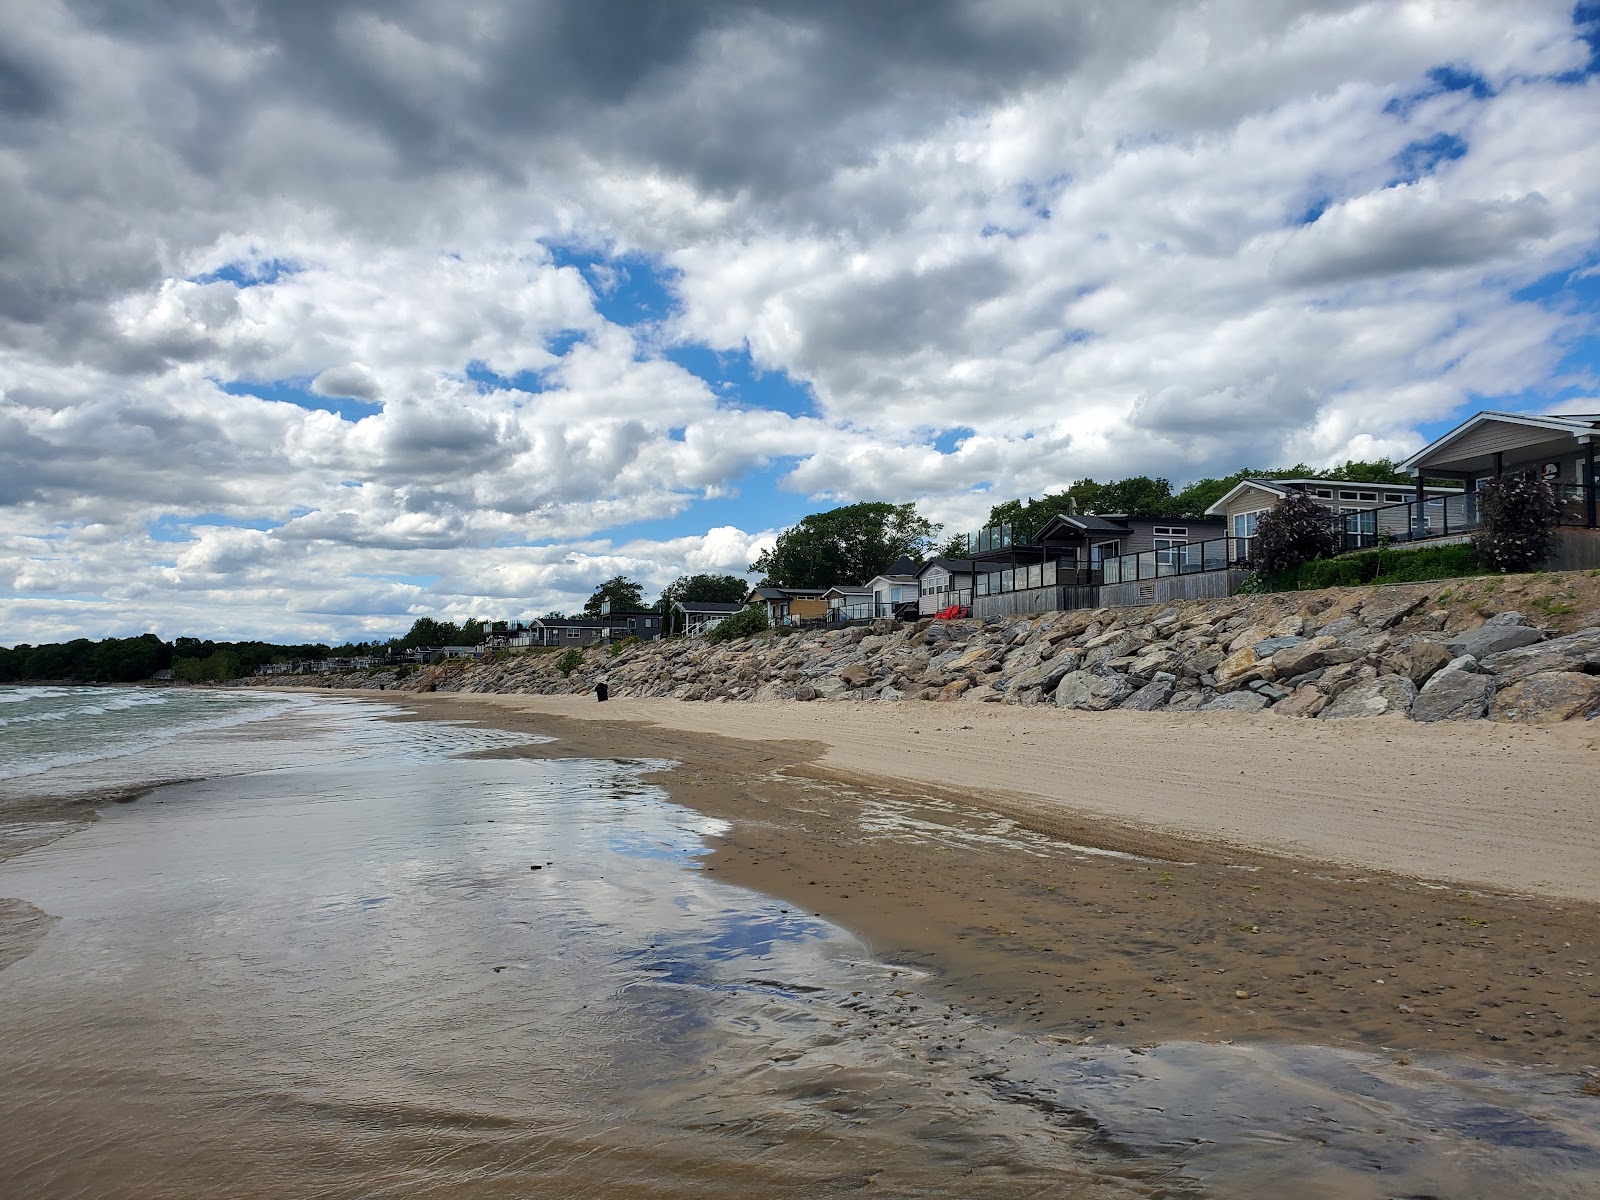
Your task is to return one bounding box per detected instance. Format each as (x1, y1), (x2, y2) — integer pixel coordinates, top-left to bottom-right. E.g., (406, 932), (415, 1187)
(1271, 542), (1487, 591)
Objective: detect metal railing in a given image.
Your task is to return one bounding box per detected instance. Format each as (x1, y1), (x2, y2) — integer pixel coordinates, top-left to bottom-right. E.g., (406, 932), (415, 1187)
(1101, 536), (1254, 585)
(919, 588), (973, 616)
(1339, 493), (1481, 549)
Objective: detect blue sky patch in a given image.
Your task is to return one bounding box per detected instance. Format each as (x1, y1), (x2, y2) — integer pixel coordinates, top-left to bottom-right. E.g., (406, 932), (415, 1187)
(191, 258), (300, 288)
(666, 344), (816, 417)
(146, 513), (280, 543)
(217, 377), (379, 422)
(546, 242), (680, 329)
(1393, 132), (1468, 184)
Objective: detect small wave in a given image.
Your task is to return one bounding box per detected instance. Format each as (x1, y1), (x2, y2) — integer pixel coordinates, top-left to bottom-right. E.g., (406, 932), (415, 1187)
(0, 693), (315, 782)
(0, 691), (171, 728)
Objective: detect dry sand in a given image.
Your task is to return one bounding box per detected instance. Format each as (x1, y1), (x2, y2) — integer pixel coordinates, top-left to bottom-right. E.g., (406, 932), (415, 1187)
(372, 692), (1600, 1067)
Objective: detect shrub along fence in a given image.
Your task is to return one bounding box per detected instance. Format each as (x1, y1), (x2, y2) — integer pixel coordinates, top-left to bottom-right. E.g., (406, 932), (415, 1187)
(1268, 542), (1484, 591)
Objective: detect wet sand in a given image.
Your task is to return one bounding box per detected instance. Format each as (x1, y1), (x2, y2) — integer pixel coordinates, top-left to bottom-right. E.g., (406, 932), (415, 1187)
(371, 692), (1600, 1068)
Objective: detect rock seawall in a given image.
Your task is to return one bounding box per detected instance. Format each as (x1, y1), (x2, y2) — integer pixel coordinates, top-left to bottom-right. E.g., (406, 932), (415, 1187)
(267, 580), (1600, 723)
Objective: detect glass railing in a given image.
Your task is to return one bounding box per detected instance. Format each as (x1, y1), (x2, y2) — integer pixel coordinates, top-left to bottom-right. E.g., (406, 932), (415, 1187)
(1101, 537), (1254, 585)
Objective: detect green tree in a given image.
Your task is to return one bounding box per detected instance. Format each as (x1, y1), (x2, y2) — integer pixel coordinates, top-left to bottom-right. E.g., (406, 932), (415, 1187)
(985, 476), (1178, 535)
(706, 604), (770, 644)
(397, 617), (458, 649)
(582, 575), (647, 618)
(750, 502), (937, 588)
(934, 530), (972, 559)
(656, 573), (750, 635)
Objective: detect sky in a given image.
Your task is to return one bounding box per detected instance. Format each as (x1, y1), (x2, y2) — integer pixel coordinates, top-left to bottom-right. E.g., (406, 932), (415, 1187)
(3, 0), (1599, 644)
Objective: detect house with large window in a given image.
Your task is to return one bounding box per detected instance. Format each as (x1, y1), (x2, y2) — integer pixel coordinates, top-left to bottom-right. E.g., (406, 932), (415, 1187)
(915, 558), (976, 615)
(1401, 410), (1600, 529)
(1202, 477), (1462, 543)
(823, 584), (874, 622)
(864, 556), (921, 619)
(747, 586), (830, 626)
(673, 601), (745, 637)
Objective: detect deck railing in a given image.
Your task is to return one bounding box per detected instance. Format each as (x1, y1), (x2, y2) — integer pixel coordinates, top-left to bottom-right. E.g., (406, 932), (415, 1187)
(1101, 536), (1254, 585)
(1338, 492), (1482, 549)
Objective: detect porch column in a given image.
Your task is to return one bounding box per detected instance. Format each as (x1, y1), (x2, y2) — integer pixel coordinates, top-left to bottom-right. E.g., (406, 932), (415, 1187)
(1587, 439), (1597, 528)
(1493, 451), (1504, 478)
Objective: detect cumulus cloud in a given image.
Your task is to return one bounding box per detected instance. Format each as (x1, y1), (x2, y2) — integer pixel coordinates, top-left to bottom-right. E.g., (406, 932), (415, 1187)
(2, 0), (1599, 641)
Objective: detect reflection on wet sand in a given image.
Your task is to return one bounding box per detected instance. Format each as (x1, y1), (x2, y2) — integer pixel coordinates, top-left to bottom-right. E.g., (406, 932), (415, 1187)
(0, 704), (1596, 1198)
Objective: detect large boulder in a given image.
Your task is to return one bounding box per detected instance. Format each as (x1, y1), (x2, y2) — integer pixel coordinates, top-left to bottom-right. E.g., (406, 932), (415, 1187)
(1271, 684), (1328, 718)
(1405, 640), (1454, 687)
(1491, 671), (1600, 723)
(1446, 624), (1543, 660)
(1411, 661), (1495, 722)
(1202, 691), (1270, 713)
(1003, 650), (1082, 696)
(1481, 630), (1600, 683)
(1214, 646), (1274, 690)
(1358, 591), (1428, 630)
(1252, 635), (1308, 658)
(1121, 678), (1175, 712)
(838, 662), (875, 688)
(1319, 674), (1417, 719)
(1269, 636), (1361, 679)
(1054, 670), (1135, 711)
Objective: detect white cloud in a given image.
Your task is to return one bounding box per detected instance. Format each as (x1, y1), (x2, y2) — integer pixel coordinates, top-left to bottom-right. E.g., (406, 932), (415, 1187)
(2, 0), (1599, 642)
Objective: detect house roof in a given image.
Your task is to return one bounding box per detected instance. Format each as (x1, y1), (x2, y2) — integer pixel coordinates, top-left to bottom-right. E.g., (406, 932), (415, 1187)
(915, 558), (974, 577)
(886, 554), (919, 576)
(864, 573), (918, 588)
(1399, 410), (1600, 471)
(747, 586), (829, 601)
(1035, 513), (1132, 539)
(822, 584), (873, 598)
(676, 601), (744, 614)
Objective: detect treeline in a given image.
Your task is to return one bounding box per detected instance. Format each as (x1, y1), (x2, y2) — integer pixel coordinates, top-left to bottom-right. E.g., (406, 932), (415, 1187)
(0, 618), (496, 685)
(0, 634), (343, 684)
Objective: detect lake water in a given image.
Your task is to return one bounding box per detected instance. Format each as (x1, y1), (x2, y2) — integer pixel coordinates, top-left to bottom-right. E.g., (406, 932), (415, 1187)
(0, 687), (1596, 1197)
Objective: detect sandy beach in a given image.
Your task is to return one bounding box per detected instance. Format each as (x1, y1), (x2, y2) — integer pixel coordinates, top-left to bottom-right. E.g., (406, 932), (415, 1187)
(363, 691), (1600, 1068)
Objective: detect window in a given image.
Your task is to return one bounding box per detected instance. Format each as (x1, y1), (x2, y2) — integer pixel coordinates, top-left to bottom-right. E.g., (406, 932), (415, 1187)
(1338, 490), (1377, 502)
(1154, 526), (1187, 567)
(1233, 510), (1265, 537)
(1313, 488), (1333, 499)
(566, 629), (580, 640)
(1343, 507), (1376, 535)
(1384, 493), (1406, 503)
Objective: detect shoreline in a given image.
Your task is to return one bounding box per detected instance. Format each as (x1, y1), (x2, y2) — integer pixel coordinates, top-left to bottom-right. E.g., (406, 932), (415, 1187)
(347, 690), (1600, 1067)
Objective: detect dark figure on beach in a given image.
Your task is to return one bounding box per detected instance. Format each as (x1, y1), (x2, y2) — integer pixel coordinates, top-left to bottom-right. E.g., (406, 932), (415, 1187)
(595, 681), (609, 702)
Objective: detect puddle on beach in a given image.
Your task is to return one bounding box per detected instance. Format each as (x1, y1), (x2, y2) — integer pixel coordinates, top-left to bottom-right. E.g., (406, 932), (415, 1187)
(0, 702), (1595, 1198)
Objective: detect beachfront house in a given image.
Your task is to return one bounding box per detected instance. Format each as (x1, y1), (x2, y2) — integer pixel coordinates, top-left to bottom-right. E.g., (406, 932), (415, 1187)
(915, 558), (975, 616)
(823, 584), (874, 623)
(1203, 477), (1461, 547)
(673, 600), (745, 637)
(747, 586), (830, 627)
(864, 556), (921, 619)
(597, 604), (663, 643)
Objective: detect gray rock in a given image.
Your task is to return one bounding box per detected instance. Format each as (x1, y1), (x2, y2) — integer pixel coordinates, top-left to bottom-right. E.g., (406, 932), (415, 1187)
(1202, 691), (1269, 713)
(1446, 624), (1543, 659)
(1405, 639), (1453, 687)
(1249, 680), (1291, 702)
(1166, 689), (1205, 711)
(1319, 674), (1417, 719)
(1122, 679), (1175, 711)
(1252, 635), (1308, 658)
(1271, 684), (1328, 718)
(1004, 650), (1082, 696)
(1054, 670), (1135, 711)
(1483, 610), (1530, 627)
(1358, 591), (1428, 630)
(1491, 671), (1600, 723)
(1411, 666), (1495, 722)
(1269, 636), (1360, 679)
(1480, 629), (1600, 682)
(1313, 616), (1362, 639)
